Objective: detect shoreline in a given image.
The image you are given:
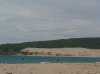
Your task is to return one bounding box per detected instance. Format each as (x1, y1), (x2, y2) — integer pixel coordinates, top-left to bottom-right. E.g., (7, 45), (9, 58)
(20, 48), (100, 57)
(1, 55), (100, 58)
(0, 48), (100, 74)
(0, 48), (100, 57)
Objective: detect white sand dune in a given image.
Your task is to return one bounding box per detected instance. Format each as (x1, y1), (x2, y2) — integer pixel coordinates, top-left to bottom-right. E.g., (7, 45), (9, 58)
(21, 48), (100, 57)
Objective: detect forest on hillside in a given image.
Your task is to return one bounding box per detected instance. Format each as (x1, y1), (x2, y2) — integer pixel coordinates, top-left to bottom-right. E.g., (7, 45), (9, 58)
(0, 37), (100, 55)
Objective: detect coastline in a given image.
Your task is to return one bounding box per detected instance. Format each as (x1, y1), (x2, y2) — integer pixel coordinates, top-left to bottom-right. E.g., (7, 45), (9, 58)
(1, 54), (100, 58)
(0, 48), (100, 57)
(0, 48), (100, 74)
(20, 48), (100, 57)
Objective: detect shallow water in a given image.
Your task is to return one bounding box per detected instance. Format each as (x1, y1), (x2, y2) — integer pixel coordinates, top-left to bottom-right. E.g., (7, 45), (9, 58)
(0, 55), (100, 64)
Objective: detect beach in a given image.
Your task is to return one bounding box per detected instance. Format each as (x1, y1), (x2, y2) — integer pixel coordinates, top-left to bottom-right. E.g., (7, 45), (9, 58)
(0, 63), (100, 74)
(1, 48), (100, 74)
(21, 48), (100, 57)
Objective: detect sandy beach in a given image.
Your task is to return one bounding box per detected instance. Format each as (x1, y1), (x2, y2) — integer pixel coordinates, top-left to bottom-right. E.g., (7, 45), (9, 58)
(21, 48), (100, 57)
(0, 63), (100, 74)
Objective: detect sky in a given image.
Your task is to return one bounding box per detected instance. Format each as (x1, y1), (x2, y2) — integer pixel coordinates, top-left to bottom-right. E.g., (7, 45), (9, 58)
(0, 0), (100, 44)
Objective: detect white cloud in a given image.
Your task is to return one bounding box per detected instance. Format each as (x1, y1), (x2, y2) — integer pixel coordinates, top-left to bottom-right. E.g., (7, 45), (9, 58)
(0, 0), (100, 44)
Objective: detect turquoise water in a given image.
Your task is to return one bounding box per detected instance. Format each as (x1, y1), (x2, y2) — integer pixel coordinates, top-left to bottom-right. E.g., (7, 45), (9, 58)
(0, 55), (100, 64)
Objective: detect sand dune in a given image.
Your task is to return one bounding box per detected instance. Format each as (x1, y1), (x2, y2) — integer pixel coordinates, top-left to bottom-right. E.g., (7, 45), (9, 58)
(21, 48), (100, 57)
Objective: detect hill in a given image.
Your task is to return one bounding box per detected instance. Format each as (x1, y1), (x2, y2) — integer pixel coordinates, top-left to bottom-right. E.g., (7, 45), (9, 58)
(0, 37), (100, 55)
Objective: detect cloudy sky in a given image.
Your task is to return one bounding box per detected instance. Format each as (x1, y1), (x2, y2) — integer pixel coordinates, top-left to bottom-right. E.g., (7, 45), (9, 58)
(0, 0), (100, 44)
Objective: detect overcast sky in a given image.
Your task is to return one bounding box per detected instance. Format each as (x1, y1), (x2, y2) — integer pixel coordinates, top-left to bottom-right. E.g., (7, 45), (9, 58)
(0, 0), (100, 44)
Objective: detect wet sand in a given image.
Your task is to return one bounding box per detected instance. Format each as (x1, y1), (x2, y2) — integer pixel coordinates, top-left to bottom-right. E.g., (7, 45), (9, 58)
(0, 63), (100, 74)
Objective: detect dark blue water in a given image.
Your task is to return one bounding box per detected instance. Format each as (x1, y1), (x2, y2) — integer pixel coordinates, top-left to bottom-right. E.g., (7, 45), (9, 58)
(0, 55), (100, 64)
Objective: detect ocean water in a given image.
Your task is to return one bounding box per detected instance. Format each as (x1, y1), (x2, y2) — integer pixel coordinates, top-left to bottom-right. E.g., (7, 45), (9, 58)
(0, 55), (100, 64)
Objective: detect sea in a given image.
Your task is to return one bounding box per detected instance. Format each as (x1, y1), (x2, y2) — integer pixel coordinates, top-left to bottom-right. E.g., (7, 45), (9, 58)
(0, 55), (100, 64)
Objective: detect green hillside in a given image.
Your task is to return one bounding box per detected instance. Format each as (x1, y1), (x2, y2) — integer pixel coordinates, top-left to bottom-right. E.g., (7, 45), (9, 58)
(0, 37), (100, 55)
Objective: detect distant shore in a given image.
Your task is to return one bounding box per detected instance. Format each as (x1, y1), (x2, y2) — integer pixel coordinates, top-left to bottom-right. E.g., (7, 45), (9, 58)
(20, 48), (100, 57)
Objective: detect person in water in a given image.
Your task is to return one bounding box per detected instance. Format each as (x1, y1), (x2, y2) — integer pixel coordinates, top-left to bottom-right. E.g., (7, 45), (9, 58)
(21, 57), (24, 61)
(56, 57), (59, 62)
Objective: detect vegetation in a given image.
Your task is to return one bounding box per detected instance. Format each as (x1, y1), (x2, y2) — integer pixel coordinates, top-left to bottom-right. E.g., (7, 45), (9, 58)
(0, 37), (100, 55)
